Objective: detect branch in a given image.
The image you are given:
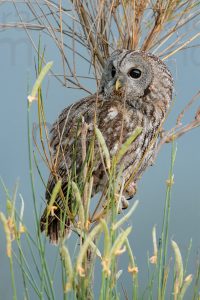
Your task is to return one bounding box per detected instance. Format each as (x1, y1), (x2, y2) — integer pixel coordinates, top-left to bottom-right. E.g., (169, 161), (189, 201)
(155, 91), (200, 158)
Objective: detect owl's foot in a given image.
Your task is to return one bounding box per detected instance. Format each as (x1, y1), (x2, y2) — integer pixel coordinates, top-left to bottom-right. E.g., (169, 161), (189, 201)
(120, 196), (129, 210)
(115, 194), (129, 212)
(125, 181), (137, 200)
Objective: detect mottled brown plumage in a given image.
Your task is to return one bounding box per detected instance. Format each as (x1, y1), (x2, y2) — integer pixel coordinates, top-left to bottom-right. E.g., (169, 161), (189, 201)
(40, 50), (173, 243)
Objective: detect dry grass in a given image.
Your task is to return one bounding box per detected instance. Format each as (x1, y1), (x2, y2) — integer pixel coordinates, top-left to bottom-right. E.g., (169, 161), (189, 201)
(3, 1), (200, 147)
(3, 1), (200, 86)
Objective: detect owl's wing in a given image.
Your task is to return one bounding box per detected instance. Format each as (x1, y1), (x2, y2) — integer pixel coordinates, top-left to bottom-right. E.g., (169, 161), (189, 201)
(46, 93), (102, 199)
(41, 93), (103, 242)
(49, 94), (99, 157)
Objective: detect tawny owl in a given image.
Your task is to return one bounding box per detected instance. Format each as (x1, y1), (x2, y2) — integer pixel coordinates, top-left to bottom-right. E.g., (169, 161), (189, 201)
(40, 49), (173, 243)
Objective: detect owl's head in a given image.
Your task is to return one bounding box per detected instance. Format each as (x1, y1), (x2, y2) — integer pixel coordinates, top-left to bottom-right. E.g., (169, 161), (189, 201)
(99, 49), (173, 105)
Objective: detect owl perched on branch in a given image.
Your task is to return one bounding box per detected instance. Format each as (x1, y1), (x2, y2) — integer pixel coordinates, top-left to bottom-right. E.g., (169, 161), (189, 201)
(40, 50), (173, 243)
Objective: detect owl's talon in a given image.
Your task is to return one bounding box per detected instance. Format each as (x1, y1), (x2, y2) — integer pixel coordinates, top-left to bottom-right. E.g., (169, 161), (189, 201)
(126, 195), (134, 201)
(125, 181), (137, 199)
(121, 196), (129, 209)
(117, 196), (129, 213)
(114, 193), (129, 212)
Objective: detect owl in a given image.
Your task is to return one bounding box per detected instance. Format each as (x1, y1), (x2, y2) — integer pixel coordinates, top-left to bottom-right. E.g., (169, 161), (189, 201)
(40, 49), (173, 243)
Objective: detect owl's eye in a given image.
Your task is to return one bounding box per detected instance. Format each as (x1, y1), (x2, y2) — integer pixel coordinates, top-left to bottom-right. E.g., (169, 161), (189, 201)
(129, 68), (141, 79)
(111, 65), (116, 78)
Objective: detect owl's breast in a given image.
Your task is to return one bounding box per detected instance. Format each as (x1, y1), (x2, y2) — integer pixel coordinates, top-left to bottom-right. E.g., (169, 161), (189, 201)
(98, 101), (155, 153)
(85, 96), (164, 197)
(99, 101), (160, 178)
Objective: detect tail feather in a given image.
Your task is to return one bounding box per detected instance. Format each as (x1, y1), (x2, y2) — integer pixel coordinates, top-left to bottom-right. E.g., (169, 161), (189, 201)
(41, 173), (72, 243)
(40, 209), (71, 244)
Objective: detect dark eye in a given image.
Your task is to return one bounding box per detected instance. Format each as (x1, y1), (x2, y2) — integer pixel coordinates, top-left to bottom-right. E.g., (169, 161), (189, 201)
(111, 65), (116, 78)
(129, 68), (141, 79)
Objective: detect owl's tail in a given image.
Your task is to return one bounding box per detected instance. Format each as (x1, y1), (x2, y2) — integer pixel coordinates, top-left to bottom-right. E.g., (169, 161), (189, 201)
(40, 173), (72, 243)
(40, 209), (71, 244)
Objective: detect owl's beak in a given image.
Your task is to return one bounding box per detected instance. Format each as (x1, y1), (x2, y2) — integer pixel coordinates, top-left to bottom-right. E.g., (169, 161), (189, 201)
(115, 78), (122, 91)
